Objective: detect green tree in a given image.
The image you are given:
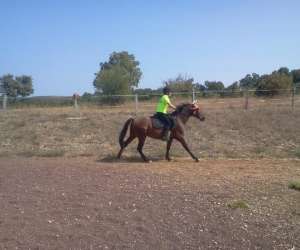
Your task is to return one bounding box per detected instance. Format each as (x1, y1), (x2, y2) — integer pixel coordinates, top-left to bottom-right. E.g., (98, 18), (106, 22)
(291, 69), (300, 83)
(204, 80), (225, 91)
(256, 72), (293, 96)
(194, 83), (206, 92)
(93, 51), (142, 95)
(0, 74), (18, 97)
(226, 81), (239, 91)
(277, 67), (290, 76)
(0, 74), (34, 98)
(239, 73), (260, 89)
(163, 74), (194, 92)
(15, 75), (34, 97)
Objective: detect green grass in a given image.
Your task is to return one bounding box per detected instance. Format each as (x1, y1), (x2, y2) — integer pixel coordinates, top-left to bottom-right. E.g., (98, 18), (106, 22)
(227, 200), (249, 209)
(36, 149), (65, 157)
(294, 148), (300, 158)
(288, 181), (300, 191)
(18, 149), (65, 158)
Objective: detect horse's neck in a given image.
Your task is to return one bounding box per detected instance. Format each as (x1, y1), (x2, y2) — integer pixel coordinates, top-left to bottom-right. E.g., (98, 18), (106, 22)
(176, 113), (190, 124)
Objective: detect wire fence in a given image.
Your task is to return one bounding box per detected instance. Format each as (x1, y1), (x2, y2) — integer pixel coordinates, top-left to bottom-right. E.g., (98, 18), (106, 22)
(1, 87), (300, 113)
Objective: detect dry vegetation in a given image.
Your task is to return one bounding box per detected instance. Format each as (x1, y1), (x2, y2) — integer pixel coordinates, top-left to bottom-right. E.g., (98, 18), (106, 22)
(0, 97), (300, 160)
(0, 98), (300, 249)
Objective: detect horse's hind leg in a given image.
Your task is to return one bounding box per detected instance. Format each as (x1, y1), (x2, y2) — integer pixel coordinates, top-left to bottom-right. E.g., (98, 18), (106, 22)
(117, 135), (135, 159)
(137, 136), (150, 162)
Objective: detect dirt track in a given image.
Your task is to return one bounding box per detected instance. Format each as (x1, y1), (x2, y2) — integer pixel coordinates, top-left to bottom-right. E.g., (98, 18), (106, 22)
(0, 157), (299, 249)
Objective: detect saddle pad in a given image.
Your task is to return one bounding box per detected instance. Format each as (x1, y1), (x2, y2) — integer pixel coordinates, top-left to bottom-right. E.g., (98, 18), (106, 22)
(151, 117), (165, 129)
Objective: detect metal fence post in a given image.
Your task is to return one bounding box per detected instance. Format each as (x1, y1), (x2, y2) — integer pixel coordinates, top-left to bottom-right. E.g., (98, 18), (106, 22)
(135, 94), (138, 115)
(192, 87), (195, 102)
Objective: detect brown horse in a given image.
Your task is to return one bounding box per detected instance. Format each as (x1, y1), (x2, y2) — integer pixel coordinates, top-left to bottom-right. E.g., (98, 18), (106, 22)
(117, 102), (205, 162)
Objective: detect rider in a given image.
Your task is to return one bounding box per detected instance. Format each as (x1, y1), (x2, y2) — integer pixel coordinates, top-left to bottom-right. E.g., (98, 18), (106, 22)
(155, 86), (176, 141)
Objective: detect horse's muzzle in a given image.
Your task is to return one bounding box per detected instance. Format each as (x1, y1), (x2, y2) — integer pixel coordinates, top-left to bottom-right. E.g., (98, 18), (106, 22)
(199, 116), (205, 121)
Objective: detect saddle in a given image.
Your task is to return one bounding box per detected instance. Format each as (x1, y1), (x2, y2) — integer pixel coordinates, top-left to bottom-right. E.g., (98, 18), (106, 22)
(151, 114), (176, 129)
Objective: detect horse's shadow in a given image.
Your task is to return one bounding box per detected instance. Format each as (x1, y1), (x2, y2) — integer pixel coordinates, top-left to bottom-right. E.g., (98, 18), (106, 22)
(97, 154), (162, 163)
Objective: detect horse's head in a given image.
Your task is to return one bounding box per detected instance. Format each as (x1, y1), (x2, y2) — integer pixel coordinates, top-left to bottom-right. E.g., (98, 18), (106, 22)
(189, 101), (205, 121)
(174, 101), (205, 121)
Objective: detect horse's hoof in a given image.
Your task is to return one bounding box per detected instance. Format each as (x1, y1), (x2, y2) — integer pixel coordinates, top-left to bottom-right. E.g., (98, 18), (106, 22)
(166, 158), (171, 162)
(194, 158), (199, 162)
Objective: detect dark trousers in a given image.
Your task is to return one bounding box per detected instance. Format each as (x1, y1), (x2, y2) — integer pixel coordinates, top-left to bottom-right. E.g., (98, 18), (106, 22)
(156, 112), (172, 129)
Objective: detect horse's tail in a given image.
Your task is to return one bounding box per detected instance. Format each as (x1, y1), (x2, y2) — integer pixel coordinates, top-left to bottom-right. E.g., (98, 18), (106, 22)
(119, 118), (134, 148)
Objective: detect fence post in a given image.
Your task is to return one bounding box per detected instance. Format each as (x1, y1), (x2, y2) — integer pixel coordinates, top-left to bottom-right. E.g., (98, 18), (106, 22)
(73, 93), (79, 111)
(291, 86), (295, 111)
(192, 87), (195, 102)
(135, 94), (138, 115)
(2, 94), (7, 110)
(244, 88), (249, 110)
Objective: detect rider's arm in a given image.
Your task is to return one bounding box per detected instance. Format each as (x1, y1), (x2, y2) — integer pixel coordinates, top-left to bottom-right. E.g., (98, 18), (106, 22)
(169, 102), (176, 110)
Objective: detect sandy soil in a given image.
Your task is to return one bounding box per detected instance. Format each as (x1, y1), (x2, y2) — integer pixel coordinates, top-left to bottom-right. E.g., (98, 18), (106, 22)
(0, 157), (299, 249)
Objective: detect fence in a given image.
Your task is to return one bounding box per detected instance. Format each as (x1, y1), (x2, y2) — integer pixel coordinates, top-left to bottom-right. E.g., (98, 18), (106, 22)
(1, 87), (300, 113)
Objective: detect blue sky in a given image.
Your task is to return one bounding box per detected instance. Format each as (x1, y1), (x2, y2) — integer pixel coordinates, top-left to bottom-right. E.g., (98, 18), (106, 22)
(0, 0), (299, 96)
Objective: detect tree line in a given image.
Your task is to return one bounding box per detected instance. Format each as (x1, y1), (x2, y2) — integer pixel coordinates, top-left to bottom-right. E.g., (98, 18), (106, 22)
(1, 51), (300, 100)
(88, 51), (300, 99)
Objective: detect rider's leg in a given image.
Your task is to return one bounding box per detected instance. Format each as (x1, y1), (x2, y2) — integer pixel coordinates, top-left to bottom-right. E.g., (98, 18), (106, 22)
(161, 115), (172, 141)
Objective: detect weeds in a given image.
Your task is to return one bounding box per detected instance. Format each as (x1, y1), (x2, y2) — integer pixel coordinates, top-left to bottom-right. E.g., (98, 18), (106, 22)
(288, 181), (300, 191)
(18, 149), (65, 158)
(228, 200), (249, 209)
(293, 148), (300, 158)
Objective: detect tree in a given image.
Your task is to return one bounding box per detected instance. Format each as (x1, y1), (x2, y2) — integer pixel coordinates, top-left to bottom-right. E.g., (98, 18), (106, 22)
(204, 81), (225, 91)
(226, 81), (240, 92)
(291, 69), (300, 83)
(239, 73), (260, 89)
(225, 81), (241, 97)
(15, 75), (34, 97)
(256, 72), (293, 96)
(277, 67), (290, 76)
(93, 51), (142, 95)
(194, 83), (206, 92)
(0, 74), (33, 98)
(163, 74), (194, 92)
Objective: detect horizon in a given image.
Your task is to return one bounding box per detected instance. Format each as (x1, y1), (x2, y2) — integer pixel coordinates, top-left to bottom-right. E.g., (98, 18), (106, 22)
(1, 0), (299, 96)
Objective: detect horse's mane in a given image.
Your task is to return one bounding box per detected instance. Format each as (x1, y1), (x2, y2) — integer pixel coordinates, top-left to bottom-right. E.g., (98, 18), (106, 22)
(171, 103), (191, 116)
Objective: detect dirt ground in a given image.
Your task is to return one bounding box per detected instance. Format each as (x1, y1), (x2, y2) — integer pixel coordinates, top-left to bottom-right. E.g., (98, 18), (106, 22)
(0, 157), (299, 249)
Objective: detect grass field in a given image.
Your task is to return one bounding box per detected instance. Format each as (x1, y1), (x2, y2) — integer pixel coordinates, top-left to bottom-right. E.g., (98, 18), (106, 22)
(0, 98), (299, 160)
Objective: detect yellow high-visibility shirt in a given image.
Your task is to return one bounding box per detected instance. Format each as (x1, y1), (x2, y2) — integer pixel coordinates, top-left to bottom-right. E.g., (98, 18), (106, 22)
(156, 95), (171, 114)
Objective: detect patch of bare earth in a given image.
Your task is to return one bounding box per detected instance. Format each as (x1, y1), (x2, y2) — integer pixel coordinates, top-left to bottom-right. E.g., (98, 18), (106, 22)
(0, 157), (299, 249)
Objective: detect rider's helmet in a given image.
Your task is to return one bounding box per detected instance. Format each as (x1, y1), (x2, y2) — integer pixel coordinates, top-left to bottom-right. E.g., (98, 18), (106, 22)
(163, 86), (171, 95)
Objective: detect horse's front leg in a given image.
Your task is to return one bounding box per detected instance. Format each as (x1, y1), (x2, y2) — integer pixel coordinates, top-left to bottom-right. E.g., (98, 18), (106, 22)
(165, 137), (173, 161)
(175, 135), (199, 162)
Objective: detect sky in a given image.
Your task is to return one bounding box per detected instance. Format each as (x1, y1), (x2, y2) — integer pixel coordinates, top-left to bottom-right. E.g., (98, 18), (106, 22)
(0, 0), (299, 96)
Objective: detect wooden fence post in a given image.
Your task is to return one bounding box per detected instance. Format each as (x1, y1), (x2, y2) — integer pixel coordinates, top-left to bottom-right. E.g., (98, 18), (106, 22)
(244, 89), (249, 110)
(2, 94), (7, 110)
(73, 93), (79, 110)
(291, 86), (296, 111)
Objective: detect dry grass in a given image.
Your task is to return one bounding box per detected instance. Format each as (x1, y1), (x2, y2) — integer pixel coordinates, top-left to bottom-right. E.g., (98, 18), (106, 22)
(0, 100), (299, 159)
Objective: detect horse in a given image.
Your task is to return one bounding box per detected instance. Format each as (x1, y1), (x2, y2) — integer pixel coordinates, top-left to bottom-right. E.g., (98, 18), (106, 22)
(117, 101), (205, 162)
